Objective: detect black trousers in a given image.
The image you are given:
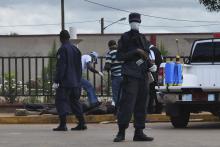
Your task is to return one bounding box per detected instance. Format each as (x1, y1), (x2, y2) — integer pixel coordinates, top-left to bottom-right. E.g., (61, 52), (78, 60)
(117, 75), (149, 129)
(55, 87), (84, 119)
(148, 82), (158, 113)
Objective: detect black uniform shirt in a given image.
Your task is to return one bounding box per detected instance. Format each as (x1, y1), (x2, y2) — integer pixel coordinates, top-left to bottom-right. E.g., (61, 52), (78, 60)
(117, 30), (152, 79)
(54, 41), (82, 88)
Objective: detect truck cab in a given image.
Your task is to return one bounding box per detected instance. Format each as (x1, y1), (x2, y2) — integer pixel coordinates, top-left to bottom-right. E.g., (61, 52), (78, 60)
(157, 38), (220, 128)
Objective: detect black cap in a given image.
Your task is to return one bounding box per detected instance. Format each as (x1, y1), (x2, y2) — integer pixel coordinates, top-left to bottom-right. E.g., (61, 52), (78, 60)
(108, 40), (116, 47)
(129, 13), (141, 23)
(59, 30), (70, 40)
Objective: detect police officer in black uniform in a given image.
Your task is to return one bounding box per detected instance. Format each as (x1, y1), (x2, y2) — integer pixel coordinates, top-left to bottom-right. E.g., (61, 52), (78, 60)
(53, 30), (87, 131)
(113, 13), (156, 142)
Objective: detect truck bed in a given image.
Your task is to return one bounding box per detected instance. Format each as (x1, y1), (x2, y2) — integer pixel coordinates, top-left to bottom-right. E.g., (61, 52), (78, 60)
(157, 64), (220, 93)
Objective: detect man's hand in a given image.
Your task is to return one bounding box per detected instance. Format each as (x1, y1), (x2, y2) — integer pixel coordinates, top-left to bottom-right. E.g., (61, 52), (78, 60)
(137, 49), (147, 59)
(98, 71), (104, 77)
(52, 83), (59, 89)
(149, 65), (157, 72)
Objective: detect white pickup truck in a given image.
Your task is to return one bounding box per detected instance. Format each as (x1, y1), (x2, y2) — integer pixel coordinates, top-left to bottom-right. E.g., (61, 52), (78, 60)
(157, 38), (220, 128)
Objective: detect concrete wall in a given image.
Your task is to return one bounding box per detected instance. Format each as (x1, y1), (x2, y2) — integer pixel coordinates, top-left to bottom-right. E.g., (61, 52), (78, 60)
(0, 33), (213, 57)
(78, 34), (121, 56)
(0, 35), (60, 56)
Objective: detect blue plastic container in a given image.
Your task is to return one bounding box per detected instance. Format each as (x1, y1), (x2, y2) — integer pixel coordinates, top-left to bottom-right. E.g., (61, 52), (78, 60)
(165, 62), (175, 85)
(174, 63), (183, 85)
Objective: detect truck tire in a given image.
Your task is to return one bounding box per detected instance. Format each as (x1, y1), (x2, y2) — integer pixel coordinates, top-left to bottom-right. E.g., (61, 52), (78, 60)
(170, 111), (190, 128)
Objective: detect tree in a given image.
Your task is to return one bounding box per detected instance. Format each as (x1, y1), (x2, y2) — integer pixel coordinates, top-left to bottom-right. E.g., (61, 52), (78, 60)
(41, 40), (57, 100)
(10, 32), (19, 36)
(42, 40), (57, 81)
(47, 40), (57, 80)
(199, 0), (220, 12)
(157, 41), (169, 56)
(1, 73), (19, 103)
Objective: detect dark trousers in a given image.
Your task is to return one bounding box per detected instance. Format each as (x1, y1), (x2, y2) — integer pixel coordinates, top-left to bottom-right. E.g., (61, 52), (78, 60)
(148, 82), (157, 113)
(117, 75), (149, 129)
(55, 87), (84, 120)
(148, 82), (162, 114)
(111, 76), (123, 107)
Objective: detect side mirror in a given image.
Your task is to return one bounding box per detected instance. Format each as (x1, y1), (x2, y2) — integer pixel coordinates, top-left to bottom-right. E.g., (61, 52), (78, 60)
(184, 58), (190, 64)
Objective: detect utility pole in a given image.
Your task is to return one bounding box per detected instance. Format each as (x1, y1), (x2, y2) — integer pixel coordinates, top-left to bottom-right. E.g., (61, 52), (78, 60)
(100, 17), (126, 34)
(101, 18), (104, 34)
(61, 0), (65, 30)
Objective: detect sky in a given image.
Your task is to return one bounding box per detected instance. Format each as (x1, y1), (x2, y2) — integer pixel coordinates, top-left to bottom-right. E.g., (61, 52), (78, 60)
(0, 0), (220, 35)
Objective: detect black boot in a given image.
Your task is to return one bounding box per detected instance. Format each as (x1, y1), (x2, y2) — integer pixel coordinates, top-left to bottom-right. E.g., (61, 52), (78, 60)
(71, 123), (87, 130)
(71, 115), (87, 131)
(113, 127), (125, 142)
(53, 115), (68, 131)
(133, 129), (154, 141)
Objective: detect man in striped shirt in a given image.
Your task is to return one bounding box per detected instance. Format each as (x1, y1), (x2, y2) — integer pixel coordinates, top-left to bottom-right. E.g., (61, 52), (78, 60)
(104, 40), (123, 108)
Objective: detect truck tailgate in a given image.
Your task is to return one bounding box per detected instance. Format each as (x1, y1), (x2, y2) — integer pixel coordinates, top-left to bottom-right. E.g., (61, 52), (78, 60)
(184, 64), (220, 87)
(157, 64), (220, 93)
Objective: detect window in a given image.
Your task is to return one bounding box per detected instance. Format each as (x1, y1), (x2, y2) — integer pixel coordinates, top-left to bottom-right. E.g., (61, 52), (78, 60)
(191, 42), (213, 63)
(214, 42), (220, 62)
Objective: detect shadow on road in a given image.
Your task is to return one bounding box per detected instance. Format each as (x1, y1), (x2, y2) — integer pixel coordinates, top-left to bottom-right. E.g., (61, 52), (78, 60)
(187, 122), (220, 129)
(152, 122), (220, 130)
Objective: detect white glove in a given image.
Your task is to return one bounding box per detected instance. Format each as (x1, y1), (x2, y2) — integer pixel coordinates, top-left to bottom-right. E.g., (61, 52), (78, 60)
(149, 65), (157, 72)
(98, 71), (104, 77)
(52, 83), (59, 89)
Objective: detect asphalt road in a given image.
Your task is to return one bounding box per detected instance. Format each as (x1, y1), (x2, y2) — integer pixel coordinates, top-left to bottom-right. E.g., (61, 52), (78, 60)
(0, 122), (220, 147)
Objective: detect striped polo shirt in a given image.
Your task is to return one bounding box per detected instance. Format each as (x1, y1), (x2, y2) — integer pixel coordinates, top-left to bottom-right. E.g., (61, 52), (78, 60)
(105, 49), (123, 77)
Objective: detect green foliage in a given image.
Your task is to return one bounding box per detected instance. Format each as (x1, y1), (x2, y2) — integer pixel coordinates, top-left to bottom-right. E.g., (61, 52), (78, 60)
(4, 72), (15, 80)
(40, 40), (57, 102)
(10, 32), (19, 36)
(48, 40), (57, 70)
(45, 40), (57, 80)
(42, 40), (57, 84)
(157, 41), (169, 56)
(22, 96), (42, 104)
(1, 73), (18, 103)
(199, 0), (220, 12)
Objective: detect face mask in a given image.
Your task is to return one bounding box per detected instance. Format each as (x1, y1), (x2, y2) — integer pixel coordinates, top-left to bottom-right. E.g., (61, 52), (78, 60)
(130, 22), (140, 31)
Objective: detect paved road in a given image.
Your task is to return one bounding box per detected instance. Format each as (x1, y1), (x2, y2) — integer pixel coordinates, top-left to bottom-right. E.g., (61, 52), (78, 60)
(0, 122), (220, 147)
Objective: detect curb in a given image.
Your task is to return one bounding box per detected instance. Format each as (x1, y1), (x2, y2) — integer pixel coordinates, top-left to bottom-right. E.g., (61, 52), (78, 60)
(0, 113), (219, 124)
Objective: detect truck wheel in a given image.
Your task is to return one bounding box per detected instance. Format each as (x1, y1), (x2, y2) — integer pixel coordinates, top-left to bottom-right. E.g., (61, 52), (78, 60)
(170, 111), (190, 128)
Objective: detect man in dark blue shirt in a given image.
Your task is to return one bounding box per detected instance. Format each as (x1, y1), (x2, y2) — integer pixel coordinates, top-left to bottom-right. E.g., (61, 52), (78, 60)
(53, 30), (86, 131)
